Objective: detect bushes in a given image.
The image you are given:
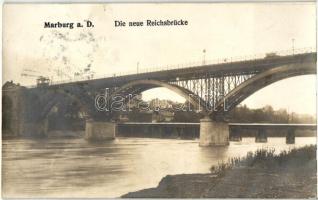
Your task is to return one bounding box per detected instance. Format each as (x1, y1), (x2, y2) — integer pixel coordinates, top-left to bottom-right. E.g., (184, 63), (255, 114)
(210, 145), (316, 173)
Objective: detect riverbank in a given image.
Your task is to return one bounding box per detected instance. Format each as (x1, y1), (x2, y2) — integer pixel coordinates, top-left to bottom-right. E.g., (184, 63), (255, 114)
(122, 145), (317, 198)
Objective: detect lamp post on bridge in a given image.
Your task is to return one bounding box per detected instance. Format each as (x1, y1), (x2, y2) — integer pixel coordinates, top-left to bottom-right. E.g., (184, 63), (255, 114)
(292, 38), (295, 55)
(137, 62), (139, 74)
(202, 49), (206, 65)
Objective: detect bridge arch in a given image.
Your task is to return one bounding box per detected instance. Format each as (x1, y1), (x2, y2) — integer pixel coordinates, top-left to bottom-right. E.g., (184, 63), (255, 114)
(213, 63), (316, 117)
(107, 79), (208, 115)
(39, 87), (96, 122)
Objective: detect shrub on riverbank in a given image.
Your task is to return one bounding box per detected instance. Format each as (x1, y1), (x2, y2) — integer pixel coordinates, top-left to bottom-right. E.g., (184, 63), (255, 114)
(210, 145), (316, 174)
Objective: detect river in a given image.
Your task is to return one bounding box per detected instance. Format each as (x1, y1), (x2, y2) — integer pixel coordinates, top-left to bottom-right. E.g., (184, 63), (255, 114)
(2, 137), (316, 198)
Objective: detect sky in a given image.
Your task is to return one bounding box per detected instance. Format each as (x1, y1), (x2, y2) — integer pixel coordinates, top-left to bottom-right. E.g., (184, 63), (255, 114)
(3, 3), (316, 115)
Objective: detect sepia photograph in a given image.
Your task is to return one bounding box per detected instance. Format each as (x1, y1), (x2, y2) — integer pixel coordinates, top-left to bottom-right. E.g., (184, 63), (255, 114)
(2, 2), (317, 198)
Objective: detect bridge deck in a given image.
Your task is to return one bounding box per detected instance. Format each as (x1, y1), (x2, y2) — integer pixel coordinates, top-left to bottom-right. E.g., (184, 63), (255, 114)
(27, 50), (316, 90)
(119, 122), (317, 129)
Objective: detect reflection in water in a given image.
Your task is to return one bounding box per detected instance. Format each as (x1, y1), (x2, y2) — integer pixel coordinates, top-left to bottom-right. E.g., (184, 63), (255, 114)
(2, 137), (316, 198)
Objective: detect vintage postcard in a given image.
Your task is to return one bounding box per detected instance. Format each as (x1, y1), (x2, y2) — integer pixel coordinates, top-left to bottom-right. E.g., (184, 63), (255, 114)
(2, 2), (317, 198)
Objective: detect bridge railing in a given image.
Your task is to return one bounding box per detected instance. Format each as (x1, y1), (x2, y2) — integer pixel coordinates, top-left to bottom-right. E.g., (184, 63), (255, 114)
(25, 47), (316, 88)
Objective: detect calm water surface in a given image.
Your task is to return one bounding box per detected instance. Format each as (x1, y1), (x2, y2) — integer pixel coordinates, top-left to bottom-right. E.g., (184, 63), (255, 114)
(2, 137), (316, 198)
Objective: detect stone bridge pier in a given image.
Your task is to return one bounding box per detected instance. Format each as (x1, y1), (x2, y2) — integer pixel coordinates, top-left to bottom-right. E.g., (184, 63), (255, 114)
(199, 116), (229, 146)
(85, 120), (117, 141)
(286, 128), (296, 144)
(255, 129), (268, 143)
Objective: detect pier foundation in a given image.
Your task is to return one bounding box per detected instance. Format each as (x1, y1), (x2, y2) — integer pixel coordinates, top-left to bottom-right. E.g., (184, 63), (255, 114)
(199, 117), (229, 146)
(85, 121), (116, 141)
(255, 129), (267, 143)
(229, 127), (242, 141)
(286, 128), (295, 144)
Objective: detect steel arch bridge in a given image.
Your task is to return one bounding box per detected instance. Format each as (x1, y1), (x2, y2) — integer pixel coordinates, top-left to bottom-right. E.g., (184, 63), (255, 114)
(2, 49), (316, 138)
(96, 50), (316, 120)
